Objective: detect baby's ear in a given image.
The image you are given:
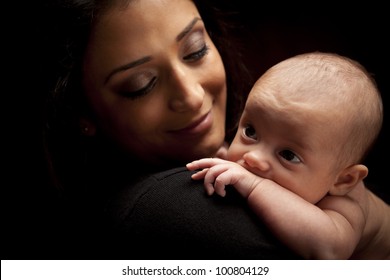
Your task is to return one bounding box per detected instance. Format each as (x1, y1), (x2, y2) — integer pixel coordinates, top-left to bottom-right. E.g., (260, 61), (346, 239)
(79, 117), (97, 136)
(329, 164), (368, 196)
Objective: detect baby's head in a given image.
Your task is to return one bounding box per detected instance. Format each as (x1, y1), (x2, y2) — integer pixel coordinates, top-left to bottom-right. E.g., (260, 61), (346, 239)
(247, 52), (383, 168)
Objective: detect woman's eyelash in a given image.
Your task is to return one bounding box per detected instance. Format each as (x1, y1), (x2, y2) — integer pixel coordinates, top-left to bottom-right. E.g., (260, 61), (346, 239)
(120, 77), (157, 100)
(118, 45), (209, 99)
(183, 44), (209, 61)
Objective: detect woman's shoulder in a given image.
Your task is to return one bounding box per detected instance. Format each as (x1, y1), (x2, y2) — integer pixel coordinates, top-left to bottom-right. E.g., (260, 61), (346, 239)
(105, 167), (193, 221)
(104, 166), (301, 259)
(107, 167), (217, 227)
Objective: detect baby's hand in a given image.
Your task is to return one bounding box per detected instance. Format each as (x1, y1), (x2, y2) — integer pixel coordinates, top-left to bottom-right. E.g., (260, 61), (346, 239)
(187, 159), (267, 198)
(187, 158), (239, 197)
(186, 158), (229, 177)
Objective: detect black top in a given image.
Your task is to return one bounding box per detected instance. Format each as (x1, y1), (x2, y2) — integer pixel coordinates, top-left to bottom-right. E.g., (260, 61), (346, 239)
(103, 167), (300, 259)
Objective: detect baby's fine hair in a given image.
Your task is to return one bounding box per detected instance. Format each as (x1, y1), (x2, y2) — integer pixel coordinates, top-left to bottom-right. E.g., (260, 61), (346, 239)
(260, 52), (383, 165)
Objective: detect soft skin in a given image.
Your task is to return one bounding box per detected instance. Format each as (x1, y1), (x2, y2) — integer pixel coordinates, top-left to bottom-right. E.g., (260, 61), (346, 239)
(82, 0), (227, 165)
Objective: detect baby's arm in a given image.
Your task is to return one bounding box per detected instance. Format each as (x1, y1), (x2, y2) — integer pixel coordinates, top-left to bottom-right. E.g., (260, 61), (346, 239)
(187, 158), (365, 259)
(319, 183), (390, 259)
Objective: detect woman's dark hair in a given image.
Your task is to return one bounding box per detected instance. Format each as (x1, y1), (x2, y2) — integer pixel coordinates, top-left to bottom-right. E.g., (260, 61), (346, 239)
(194, 0), (253, 140)
(41, 0), (253, 192)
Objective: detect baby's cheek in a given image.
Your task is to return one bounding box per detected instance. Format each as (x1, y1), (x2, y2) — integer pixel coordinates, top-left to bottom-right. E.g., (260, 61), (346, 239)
(215, 142), (229, 159)
(226, 145), (242, 162)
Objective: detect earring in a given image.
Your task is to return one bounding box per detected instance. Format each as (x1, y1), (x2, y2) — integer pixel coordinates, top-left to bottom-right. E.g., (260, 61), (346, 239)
(80, 119), (96, 136)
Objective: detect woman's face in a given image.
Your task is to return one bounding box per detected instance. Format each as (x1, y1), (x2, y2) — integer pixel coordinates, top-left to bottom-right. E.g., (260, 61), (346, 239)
(83, 0), (227, 165)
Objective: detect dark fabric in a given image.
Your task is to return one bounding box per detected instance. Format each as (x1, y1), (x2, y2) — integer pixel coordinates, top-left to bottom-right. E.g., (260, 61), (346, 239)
(103, 167), (301, 260)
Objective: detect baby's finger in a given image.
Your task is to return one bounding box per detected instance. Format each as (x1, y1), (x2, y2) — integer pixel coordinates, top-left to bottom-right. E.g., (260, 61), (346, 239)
(190, 168), (209, 180)
(204, 183), (215, 196)
(203, 165), (231, 197)
(213, 172), (233, 197)
(214, 181), (227, 197)
(186, 158), (226, 170)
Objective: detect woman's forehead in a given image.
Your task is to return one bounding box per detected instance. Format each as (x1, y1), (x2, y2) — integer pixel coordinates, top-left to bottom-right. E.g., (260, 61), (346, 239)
(84, 0), (200, 84)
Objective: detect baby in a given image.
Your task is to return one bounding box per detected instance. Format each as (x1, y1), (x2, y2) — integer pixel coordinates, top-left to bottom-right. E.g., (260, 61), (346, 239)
(187, 52), (390, 259)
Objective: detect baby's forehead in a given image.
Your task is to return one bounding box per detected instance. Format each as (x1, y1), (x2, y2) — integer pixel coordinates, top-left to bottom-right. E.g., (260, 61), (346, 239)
(250, 67), (355, 111)
(246, 81), (345, 133)
(248, 78), (327, 108)
(245, 93), (340, 152)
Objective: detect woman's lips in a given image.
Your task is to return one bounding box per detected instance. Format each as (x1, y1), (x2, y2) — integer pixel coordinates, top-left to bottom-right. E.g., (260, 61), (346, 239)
(170, 111), (213, 136)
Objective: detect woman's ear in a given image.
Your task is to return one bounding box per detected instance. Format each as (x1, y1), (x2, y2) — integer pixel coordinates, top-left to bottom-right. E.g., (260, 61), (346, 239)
(80, 117), (97, 136)
(329, 164), (368, 196)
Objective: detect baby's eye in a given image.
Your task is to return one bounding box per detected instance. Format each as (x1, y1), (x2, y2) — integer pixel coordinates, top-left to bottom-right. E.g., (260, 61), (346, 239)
(279, 150), (301, 163)
(243, 124), (257, 140)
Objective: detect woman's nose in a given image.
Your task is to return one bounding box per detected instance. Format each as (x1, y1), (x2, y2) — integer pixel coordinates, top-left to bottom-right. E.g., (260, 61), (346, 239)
(243, 150), (271, 172)
(168, 65), (204, 112)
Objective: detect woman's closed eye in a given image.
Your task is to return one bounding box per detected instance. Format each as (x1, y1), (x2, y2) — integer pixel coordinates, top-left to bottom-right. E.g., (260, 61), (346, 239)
(183, 44), (209, 62)
(181, 28), (210, 62)
(119, 73), (157, 100)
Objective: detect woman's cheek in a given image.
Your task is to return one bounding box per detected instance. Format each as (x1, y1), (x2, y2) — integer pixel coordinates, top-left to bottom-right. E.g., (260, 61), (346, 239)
(211, 52), (226, 96)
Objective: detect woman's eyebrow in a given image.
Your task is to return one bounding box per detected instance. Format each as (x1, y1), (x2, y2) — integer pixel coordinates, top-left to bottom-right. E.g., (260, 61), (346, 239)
(105, 17), (201, 85)
(105, 56), (152, 85)
(176, 17), (201, 42)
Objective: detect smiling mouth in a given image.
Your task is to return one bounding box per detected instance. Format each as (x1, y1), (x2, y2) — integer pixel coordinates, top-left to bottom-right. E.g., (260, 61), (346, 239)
(170, 111), (212, 136)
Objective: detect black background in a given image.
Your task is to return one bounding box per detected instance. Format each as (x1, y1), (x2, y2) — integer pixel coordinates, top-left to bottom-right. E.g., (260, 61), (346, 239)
(4, 1), (389, 259)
